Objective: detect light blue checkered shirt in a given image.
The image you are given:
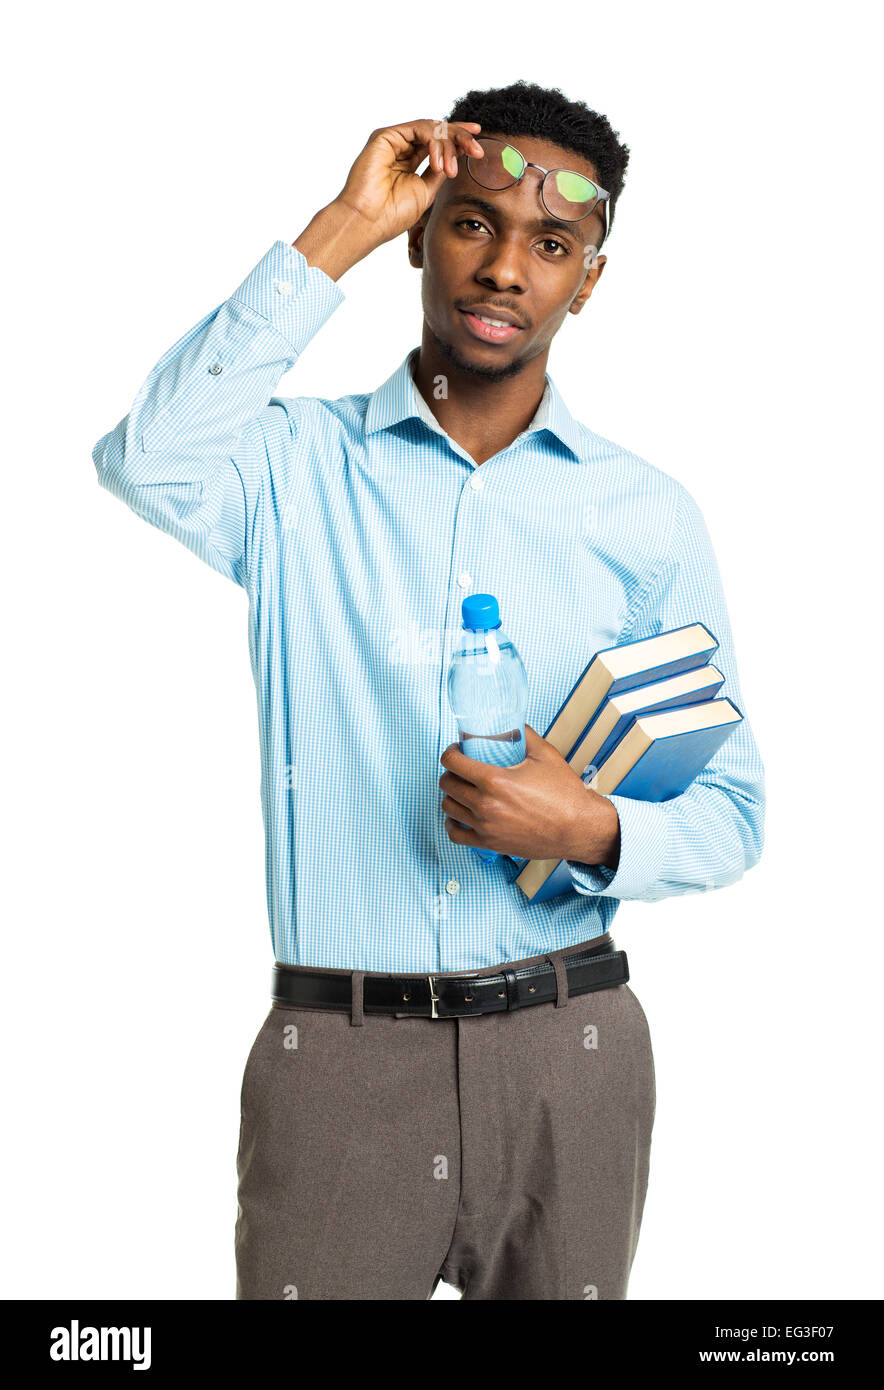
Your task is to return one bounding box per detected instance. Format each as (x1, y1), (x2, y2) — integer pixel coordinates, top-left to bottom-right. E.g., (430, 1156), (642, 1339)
(93, 239), (765, 971)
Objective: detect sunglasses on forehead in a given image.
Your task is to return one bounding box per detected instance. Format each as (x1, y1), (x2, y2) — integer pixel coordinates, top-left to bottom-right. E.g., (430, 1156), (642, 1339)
(465, 136), (610, 244)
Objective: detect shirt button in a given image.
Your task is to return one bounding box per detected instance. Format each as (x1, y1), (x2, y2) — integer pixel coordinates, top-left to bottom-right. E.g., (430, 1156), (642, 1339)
(274, 279), (293, 295)
(469, 471), (484, 491)
(208, 363), (223, 375)
(445, 879), (460, 895)
(457, 571), (473, 589)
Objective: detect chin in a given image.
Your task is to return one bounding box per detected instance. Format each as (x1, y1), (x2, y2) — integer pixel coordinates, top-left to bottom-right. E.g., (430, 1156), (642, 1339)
(430, 326), (529, 383)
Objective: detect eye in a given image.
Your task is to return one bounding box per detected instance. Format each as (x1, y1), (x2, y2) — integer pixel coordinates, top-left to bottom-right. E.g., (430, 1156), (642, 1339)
(538, 237), (569, 256)
(456, 217), (490, 235)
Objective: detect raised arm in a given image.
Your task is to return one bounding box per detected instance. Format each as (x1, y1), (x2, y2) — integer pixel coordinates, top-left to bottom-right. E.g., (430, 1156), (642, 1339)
(92, 119), (486, 588)
(92, 244), (346, 587)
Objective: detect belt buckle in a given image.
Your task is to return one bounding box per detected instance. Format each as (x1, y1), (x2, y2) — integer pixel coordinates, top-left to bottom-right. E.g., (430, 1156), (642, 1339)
(428, 974), (440, 1019)
(427, 971), (484, 1019)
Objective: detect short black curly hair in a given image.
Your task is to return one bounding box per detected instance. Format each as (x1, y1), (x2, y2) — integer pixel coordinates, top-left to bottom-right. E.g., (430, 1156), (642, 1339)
(446, 79), (630, 247)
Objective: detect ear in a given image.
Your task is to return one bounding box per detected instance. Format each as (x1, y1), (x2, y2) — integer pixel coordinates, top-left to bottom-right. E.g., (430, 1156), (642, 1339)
(569, 254), (606, 315)
(408, 211), (430, 269)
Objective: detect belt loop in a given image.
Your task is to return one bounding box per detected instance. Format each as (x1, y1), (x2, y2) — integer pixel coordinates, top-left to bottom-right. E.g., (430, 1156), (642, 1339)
(547, 952), (569, 1009)
(503, 968), (518, 1010)
(350, 971), (365, 1027)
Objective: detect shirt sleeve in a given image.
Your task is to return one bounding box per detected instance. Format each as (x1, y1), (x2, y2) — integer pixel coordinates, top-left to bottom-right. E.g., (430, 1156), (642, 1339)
(92, 240), (344, 589)
(565, 483), (766, 902)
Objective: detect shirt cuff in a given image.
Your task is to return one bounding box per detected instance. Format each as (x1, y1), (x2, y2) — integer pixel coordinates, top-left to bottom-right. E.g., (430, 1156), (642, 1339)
(230, 239), (345, 358)
(565, 793), (670, 900)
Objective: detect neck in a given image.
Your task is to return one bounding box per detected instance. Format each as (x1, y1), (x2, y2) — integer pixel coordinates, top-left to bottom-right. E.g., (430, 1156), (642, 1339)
(411, 325), (549, 465)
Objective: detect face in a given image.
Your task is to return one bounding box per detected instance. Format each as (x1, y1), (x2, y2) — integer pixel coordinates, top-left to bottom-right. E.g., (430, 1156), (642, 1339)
(407, 131), (608, 381)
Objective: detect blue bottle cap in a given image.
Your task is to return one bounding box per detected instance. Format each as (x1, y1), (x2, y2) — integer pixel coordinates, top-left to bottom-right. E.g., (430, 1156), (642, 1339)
(462, 593), (501, 631)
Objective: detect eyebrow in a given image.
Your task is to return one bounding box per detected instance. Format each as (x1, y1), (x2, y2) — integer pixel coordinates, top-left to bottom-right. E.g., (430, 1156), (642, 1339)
(446, 194), (584, 241)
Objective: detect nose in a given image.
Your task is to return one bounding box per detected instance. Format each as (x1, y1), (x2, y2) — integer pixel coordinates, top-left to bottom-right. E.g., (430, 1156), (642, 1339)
(471, 179), (545, 295)
(474, 235), (528, 295)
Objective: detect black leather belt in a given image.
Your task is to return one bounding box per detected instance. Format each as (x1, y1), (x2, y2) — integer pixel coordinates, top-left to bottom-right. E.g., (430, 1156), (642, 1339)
(271, 937), (628, 1020)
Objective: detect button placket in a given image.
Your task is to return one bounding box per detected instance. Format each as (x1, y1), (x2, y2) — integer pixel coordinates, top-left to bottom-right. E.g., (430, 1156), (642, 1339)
(435, 484), (473, 965)
(435, 461), (500, 968)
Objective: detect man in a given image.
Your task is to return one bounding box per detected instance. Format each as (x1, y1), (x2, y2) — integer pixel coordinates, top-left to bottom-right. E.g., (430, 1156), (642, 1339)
(93, 80), (765, 1300)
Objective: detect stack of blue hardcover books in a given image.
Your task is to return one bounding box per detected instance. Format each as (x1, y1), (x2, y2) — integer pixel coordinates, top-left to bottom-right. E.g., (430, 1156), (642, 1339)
(511, 621), (742, 902)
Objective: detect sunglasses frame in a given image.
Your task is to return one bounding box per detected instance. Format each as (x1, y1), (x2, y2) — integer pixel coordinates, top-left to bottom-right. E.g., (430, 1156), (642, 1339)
(465, 135), (610, 249)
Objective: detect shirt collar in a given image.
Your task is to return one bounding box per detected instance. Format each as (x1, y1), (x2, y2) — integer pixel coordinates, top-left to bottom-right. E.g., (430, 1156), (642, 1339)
(364, 348), (585, 462)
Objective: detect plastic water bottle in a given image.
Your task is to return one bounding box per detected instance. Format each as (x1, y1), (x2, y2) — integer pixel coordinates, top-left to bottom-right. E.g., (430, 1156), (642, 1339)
(447, 593), (529, 865)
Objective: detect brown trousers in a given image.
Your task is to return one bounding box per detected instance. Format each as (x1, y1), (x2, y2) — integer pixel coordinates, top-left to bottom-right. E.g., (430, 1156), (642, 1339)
(235, 933), (656, 1300)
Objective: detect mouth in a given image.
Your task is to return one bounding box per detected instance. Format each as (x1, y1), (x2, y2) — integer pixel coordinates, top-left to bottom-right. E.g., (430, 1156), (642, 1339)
(457, 307), (525, 344)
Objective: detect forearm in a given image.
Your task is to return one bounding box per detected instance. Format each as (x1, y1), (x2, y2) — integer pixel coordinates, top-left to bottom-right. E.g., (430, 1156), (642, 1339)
(293, 199), (382, 282)
(566, 789), (621, 870)
(600, 805), (621, 870)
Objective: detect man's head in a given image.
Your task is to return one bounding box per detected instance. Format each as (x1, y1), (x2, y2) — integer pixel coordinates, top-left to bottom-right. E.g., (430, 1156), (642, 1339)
(408, 80), (630, 382)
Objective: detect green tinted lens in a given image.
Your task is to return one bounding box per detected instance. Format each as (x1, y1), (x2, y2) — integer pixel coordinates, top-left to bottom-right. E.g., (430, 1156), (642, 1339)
(500, 144), (525, 179)
(552, 170), (596, 206)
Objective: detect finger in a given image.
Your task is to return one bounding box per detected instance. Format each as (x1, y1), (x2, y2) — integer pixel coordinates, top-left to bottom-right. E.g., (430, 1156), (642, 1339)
(381, 122), (443, 167)
(450, 125), (485, 156)
(446, 120), (483, 140)
(403, 144), (429, 174)
(394, 121), (482, 179)
(439, 742), (486, 782)
(437, 138), (458, 176)
(444, 816), (480, 846)
(441, 793), (475, 826)
(387, 120), (481, 159)
(440, 128), (482, 177)
(420, 120), (484, 166)
(439, 769), (477, 804)
(419, 162), (448, 204)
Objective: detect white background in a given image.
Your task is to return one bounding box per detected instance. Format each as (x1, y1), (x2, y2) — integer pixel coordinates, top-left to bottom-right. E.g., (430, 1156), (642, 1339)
(3, 0), (881, 1301)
